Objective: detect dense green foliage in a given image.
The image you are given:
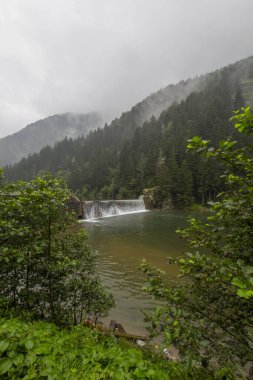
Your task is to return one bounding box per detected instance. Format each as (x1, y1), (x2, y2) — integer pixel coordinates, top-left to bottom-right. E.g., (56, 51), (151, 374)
(0, 176), (114, 325)
(1, 61), (253, 377)
(5, 57), (253, 206)
(0, 318), (218, 379)
(0, 173), (220, 379)
(141, 108), (253, 379)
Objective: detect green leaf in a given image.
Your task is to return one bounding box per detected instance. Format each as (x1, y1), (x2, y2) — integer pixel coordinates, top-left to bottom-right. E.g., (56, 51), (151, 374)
(34, 345), (51, 355)
(0, 357), (13, 375)
(0, 340), (9, 353)
(164, 331), (171, 341)
(7, 350), (17, 358)
(25, 339), (34, 350)
(13, 353), (24, 366)
(237, 289), (253, 299)
(231, 277), (246, 289)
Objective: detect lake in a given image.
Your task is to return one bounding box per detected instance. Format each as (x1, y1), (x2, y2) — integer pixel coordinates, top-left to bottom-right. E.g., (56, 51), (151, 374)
(81, 209), (194, 336)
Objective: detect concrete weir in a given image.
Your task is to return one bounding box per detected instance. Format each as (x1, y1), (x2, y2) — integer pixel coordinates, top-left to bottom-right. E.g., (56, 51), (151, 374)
(81, 199), (147, 220)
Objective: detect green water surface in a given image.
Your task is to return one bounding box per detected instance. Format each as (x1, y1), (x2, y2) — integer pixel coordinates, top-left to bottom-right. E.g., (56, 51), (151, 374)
(81, 209), (196, 335)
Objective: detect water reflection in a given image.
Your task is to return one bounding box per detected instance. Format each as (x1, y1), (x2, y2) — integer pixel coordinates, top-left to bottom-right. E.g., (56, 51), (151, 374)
(81, 210), (191, 335)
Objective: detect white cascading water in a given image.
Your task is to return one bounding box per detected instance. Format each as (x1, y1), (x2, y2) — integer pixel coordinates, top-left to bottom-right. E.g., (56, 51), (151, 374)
(83, 199), (147, 220)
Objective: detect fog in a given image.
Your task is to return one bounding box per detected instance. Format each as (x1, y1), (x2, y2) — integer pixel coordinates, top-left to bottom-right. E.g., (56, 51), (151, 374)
(0, 0), (253, 138)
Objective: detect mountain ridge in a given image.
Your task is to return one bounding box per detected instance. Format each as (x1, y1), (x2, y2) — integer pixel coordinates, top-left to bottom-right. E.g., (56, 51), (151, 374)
(2, 55), (253, 168)
(0, 112), (103, 166)
(0, 69), (208, 167)
(4, 55), (253, 206)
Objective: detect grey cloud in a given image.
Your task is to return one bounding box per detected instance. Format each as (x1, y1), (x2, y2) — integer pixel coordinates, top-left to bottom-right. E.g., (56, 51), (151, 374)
(0, 0), (252, 138)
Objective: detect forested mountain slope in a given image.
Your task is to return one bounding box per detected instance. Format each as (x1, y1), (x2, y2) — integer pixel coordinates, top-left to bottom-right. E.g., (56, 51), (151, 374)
(5, 56), (253, 206)
(2, 71), (208, 169)
(0, 112), (103, 166)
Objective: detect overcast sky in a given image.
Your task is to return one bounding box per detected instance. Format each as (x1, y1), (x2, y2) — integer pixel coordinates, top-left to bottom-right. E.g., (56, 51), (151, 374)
(0, 0), (252, 138)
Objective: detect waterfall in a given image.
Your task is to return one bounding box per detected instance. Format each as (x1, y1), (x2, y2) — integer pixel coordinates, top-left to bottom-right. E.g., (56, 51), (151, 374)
(82, 199), (147, 220)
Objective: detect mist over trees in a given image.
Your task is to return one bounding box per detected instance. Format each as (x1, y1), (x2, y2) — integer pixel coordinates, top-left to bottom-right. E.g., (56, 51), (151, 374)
(4, 56), (253, 207)
(0, 112), (103, 167)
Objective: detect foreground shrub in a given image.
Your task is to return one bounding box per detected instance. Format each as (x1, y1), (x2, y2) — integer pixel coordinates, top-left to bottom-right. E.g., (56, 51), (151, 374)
(0, 317), (217, 379)
(0, 176), (114, 325)
(141, 108), (253, 379)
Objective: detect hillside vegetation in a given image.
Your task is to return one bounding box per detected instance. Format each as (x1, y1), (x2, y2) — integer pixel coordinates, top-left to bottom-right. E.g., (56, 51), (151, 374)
(0, 112), (103, 166)
(0, 107), (252, 379)
(5, 56), (253, 207)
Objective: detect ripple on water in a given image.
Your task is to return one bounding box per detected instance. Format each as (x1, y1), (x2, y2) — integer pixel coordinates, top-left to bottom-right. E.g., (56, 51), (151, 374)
(82, 209), (200, 335)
